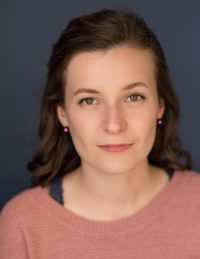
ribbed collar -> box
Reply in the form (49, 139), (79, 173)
(29, 170), (190, 237)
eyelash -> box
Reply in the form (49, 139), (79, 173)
(78, 94), (145, 106)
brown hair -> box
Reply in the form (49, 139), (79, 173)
(27, 9), (192, 187)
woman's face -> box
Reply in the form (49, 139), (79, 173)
(57, 46), (164, 175)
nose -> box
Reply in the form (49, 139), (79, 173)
(102, 105), (127, 134)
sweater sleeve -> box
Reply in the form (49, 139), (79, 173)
(0, 203), (28, 259)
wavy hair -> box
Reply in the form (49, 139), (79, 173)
(27, 9), (192, 187)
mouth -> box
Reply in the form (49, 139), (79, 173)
(98, 144), (133, 153)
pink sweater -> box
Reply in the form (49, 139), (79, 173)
(1, 170), (200, 258)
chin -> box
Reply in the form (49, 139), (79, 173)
(98, 162), (138, 175)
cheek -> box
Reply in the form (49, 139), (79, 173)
(129, 105), (158, 147)
(70, 111), (97, 133)
(66, 108), (97, 149)
(140, 114), (158, 153)
(68, 103), (101, 129)
(128, 103), (157, 128)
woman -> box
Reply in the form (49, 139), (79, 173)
(1, 9), (200, 258)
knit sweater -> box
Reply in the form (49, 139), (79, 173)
(1, 170), (200, 259)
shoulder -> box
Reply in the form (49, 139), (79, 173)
(175, 169), (200, 190)
(0, 187), (44, 256)
(161, 169), (200, 214)
(173, 170), (200, 209)
(175, 169), (200, 180)
(0, 186), (51, 242)
(178, 169), (200, 184)
(0, 187), (44, 225)
(171, 170), (200, 226)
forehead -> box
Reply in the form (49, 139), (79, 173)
(64, 46), (156, 90)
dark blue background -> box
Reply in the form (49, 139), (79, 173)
(0, 0), (200, 209)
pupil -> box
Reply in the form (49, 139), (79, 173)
(87, 98), (93, 104)
(131, 95), (137, 101)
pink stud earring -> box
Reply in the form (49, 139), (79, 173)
(64, 127), (69, 133)
(157, 119), (162, 125)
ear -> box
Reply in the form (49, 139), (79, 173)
(157, 98), (165, 119)
(56, 105), (69, 127)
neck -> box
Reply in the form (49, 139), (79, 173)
(65, 162), (166, 220)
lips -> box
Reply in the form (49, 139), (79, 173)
(98, 144), (133, 152)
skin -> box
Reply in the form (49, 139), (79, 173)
(56, 45), (167, 221)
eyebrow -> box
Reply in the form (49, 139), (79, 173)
(73, 82), (148, 96)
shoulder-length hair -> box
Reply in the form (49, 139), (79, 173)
(27, 9), (192, 187)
